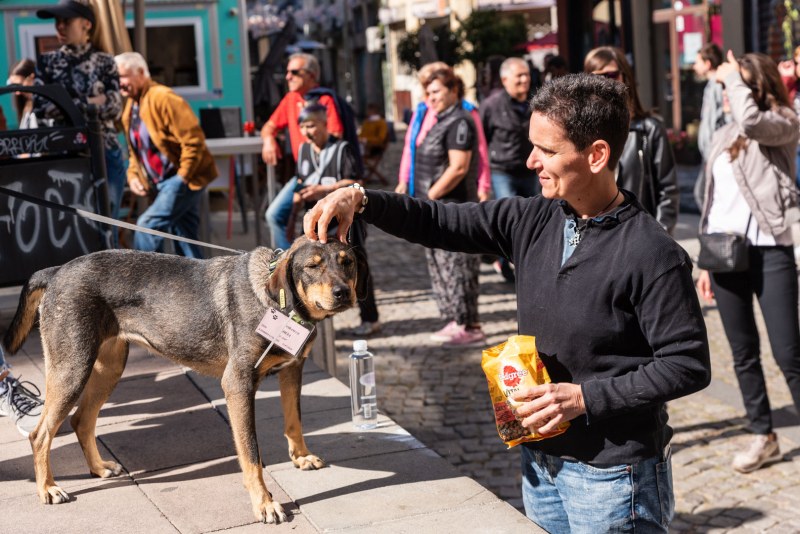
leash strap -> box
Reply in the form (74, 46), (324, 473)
(0, 185), (246, 255)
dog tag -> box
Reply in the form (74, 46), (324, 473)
(256, 307), (313, 357)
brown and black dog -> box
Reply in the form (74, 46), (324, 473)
(2, 237), (366, 524)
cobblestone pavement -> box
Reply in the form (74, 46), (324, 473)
(327, 141), (800, 532)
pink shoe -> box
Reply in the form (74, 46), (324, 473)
(430, 320), (459, 341)
(442, 326), (487, 348)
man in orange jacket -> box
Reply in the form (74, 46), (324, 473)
(115, 52), (217, 258)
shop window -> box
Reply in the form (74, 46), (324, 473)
(125, 17), (208, 95)
(17, 23), (62, 59)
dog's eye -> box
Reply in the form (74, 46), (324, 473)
(341, 258), (353, 267)
(305, 263), (319, 269)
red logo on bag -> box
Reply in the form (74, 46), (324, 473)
(502, 365), (527, 387)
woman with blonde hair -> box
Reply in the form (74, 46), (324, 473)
(584, 46), (679, 234)
(697, 51), (800, 473)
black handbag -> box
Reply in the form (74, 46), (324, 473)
(697, 216), (751, 273)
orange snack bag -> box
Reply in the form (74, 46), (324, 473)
(481, 335), (570, 448)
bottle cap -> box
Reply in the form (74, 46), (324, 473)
(353, 339), (368, 352)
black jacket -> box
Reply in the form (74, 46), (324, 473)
(480, 90), (533, 176)
(361, 190), (710, 465)
(414, 104), (478, 202)
(616, 116), (679, 233)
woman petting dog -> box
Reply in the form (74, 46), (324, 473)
(305, 73), (711, 533)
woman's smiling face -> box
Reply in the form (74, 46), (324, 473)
(527, 112), (593, 203)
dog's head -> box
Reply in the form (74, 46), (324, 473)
(265, 237), (369, 322)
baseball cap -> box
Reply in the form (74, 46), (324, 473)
(37, 0), (96, 26)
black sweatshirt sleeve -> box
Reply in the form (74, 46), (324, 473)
(581, 260), (711, 421)
(360, 190), (540, 261)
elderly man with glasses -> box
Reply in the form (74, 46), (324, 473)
(260, 53), (343, 166)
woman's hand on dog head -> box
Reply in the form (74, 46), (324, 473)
(304, 187), (361, 243)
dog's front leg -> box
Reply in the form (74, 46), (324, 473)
(278, 360), (326, 470)
(221, 372), (287, 524)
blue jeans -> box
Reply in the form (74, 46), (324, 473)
(105, 146), (127, 220)
(491, 170), (539, 199)
(105, 146), (127, 247)
(795, 145), (800, 189)
(265, 178), (301, 251)
(521, 447), (674, 533)
(134, 176), (203, 258)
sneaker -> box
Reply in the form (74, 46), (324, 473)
(442, 325), (487, 348)
(430, 320), (459, 342)
(0, 376), (44, 438)
(732, 433), (782, 473)
(350, 321), (381, 336)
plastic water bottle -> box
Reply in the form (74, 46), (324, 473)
(349, 339), (378, 429)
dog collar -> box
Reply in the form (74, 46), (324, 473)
(266, 249), (288, 309)
(289, 309), (314, 327)
(267, 248), (286, 275)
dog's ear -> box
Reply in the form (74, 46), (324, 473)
(265, 250), (297, 312)
(353, 247), (371, 302)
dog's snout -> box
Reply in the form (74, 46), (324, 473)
(332, 284), (350, 302)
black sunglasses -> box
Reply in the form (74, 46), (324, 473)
(286, 68), (306, 77)
(594, 70), (621, 80)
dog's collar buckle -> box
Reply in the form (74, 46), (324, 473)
(267, 249), (286, 278)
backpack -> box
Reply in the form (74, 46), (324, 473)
(304, 87), (364, 179)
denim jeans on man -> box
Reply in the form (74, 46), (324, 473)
(265, 178), (302, 251)
(490, 170), (538, 281)
(134, 175), (203, 258)
(105, 146), (127, 220)
(521, 447), (674, 533)
(105, 146), (128, 247)
(491, 170), (539, 199)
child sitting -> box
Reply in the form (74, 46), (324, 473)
(265, 104), (381, 335)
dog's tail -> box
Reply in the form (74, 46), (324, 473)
(3, 266), (59, 354)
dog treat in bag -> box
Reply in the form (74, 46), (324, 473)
(481, 335), (569, 448)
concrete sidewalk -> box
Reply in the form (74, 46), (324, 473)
(0, 323), (536, 533)
(4, 149), (800, 532)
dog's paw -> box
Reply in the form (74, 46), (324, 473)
(40, 485), (70, 504)
(255, 500), (288, 524)
(293, 454), (326, 471)
(91, 461), (123, 478)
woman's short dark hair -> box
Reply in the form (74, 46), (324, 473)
(532, 74), (630, 169)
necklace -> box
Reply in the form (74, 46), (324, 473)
(568, 189), (621, 247)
